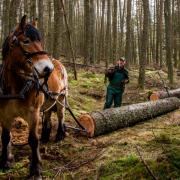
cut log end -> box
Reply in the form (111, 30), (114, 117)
(79, 114), (95, 137)
(149, 92), (160, 101)
(149, 88), (180, 100)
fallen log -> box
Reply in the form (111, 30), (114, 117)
(149, 88), (180, 101)
(79, 97), (180, 137)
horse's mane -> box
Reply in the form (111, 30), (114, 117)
(2, 37), (9, 60)
(2, 24), (42, 60)
(25, 24), (42, 42)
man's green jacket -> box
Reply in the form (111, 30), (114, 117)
(105, 66), (129, 90)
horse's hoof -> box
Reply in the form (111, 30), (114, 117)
(40, 138), (49, 144)
(0, 160), (11, 170)
(40, 134), (50, 144)
(27, 175), (42, 180)
(29, 163), (42, 180)
(55, 133), (66, 142)
(41, 132), (50, 144)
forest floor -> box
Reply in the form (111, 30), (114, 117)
(0, 66), (180, 180)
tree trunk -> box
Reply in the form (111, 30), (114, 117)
(38, 0), (44, 42)
(178, 0), (180, 70)
(2, 0), (10, 39)
(24, 0), (29, 16)
(159, 0), (163, 67)
(9, 0), (22, 31)
(112, 0), (117, 63)
(155, 0), (160, 66)
(119, 0), (126, 57)
(89, 0), (96, 64)
(97, 0), (105, 64)
(60, 0), (77, 80)
(105, 0), (111, 68)
(138, 0), (149, 89)
(79, 97), (180, 137)
(149, 88), (180, 100)
(84, 0), (90, 64)
(47, 0), (53, 53)
(164, 0), (173, 84)
(30, 0), (36, 21)
(125, 0), (132, 65)
(53, 0), (63, 59)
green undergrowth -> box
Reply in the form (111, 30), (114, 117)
(96, 151), (180, 180)
(74, 128), (180, 180)
(67, 70), (105, 116)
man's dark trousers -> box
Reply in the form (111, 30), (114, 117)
(104, 85), (123, 109)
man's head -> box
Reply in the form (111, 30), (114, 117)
(116, 57), (126, 67)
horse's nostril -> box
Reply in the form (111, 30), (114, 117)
(44, 66), (52, 76)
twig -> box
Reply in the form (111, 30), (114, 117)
(52, 157), (78, 179)
(52, 149), (105, 179)
(135, 145), (158, 180)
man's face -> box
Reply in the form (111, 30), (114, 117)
(116, 60), (126, 67)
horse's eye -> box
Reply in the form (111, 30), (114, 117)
(23, 39), (30, 44)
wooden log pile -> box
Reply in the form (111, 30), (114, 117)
(79, 97), (180, 137)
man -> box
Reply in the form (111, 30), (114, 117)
(104, 57), (129, 109)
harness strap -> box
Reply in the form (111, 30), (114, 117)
(19, 44), (48, 63)
(41, 85), (86, 131)
(0, 80), (33, 100)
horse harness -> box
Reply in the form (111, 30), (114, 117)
(0, 28), (50, 100)
(0, 28), (87, 134)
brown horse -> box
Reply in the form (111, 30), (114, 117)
(0, 16), (54, 179)
(41, 58), (68, 143)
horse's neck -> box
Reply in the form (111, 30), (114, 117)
(3, 70), (23, 94)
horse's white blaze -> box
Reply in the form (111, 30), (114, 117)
(34, 59), (54, 76)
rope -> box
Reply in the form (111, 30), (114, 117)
(43, 101), (57, 113)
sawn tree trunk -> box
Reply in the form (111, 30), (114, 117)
(150, 88), (180, 100)
(79, 97), (180, 137)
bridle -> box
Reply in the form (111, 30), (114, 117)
(0, 27), (51, 100)
(11, 28), (48, 67)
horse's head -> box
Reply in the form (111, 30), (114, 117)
(2, 15), (54, 80)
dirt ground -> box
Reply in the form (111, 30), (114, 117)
(0, 68), (180, 179)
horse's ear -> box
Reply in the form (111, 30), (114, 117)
(20, 15), (27, 31)
(32, 18), (38, 28)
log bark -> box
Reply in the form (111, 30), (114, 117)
(150, 88), (180, 101)
(79, 97), (180, 137)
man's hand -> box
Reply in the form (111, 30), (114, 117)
(121, 79), (129, 84)
(105, 67), (115, 77)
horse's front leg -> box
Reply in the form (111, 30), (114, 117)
(55, 96), (66, 142)
(28, 111), (42, 180)
(0, 127), (13, 169)
(41, 110), (52, 143)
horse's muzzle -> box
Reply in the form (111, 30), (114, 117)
(43, 66), (53, 77)
(34, 59), (54, 78)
